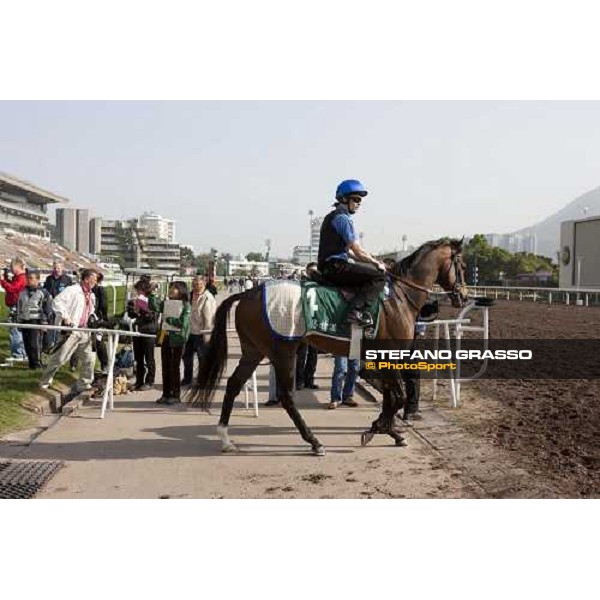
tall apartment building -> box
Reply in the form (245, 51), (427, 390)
(292, 215), (324, 266)
(139, 211), (175, 243)
(89, 217), (102, 255)
(56, 207), (92, 254)
(484, 232), (537, 254)
(76, 208), (90, 254)
(56, 208), (77, 250)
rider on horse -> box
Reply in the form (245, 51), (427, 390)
(318, 179), (387, 327)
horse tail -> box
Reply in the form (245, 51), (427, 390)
(191, 291), (247, 410)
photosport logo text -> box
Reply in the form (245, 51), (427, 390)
(363, 348), (532, 373)
(360, 340), (600, 380)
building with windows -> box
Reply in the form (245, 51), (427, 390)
(0, 171), (69, 238)
(99, 217), (181, 272)
(309, 215), (323, 262)
(292, 245), (311, 265)
(139, 211), (175, 243)
(227, 257), (269, 277)
(292, 215), (323, 266)
(484, 232), (537, 254)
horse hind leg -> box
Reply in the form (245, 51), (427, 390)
(217, 350), (263, 453)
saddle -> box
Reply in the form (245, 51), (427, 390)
(262, 280), (383, 342)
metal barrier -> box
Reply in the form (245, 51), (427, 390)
(469, 285), (600, 306)
(0, 321), (154, 419)
(424, 301), (490, 408)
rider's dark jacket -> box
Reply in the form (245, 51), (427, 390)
(317, 204), (357, 270)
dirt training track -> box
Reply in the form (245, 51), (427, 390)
(437, 300), (599, 497)
(1, 298), (597, 498)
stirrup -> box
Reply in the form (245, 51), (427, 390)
(346, 310), (373, 328)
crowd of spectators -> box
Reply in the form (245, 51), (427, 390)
(2, 260), (421, 419)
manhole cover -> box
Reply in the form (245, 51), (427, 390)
(0, 460), (64, 499)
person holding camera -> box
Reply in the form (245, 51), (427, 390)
(1, 257), (28, 360)
(39, 269), (98, 392)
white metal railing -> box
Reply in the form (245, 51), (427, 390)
(0, 321), (154, 419)
(0, 320), (259, 419)
(423, 302), (489, 408)
(469, 285), (600, 306)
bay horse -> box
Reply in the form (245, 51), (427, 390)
(191, 238), (468, 456)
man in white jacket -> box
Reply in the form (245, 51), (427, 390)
(40, 269), (98, 391)
(181, 276), (216, 386)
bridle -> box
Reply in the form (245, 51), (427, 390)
(386, 248), (466, 308)
(437, 250), (466, 303)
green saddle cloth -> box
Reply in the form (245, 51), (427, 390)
(301, 281), (382, 340)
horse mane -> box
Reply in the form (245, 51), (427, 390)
(394, 237), (461, 276)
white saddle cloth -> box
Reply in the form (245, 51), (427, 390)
(263, 280), (306, 340)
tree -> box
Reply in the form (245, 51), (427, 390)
(180, 247), (195, 271)
(246, 252), (265, 262)
(193, 253), (211, 275)
(463, 235), (558, 285)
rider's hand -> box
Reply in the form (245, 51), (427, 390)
(375, 261), (386, 272)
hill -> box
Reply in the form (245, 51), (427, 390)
(515, 186), (600, 258)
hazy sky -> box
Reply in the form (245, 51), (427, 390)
(1, 101), (600, 257)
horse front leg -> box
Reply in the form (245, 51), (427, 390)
(361, 379), (407, 447)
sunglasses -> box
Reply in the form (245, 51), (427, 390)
(346, 196), (363, 204)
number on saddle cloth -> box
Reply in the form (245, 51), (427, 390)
(301, 281), (381, 340)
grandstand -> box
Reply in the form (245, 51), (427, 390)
(0, 232), (105, 275)
(0, 171), (68, 238)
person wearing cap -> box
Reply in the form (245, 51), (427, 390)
(317, 179), (386, 327)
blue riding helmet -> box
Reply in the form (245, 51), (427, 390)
(335, 179), (368, 200)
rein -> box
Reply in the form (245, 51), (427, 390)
(386, 271), (452, 296)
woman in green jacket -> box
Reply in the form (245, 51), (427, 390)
(157, 281), (191, 405)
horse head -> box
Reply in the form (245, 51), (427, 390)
(395, 237), (469, 308)
(436, 237), (469, 308)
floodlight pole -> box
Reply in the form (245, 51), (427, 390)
(308, 210), (314, 263)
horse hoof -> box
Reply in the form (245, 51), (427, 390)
(222, 443), (239, 453)
(395, 438), (407, 447)
(312, 445), (326, 457)
(361, 431), (375, 447)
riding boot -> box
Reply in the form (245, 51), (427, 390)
(346, 293), (373, 327)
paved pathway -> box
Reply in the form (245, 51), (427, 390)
(0, 331), (482, 498)
(2, 331), (564, 498)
